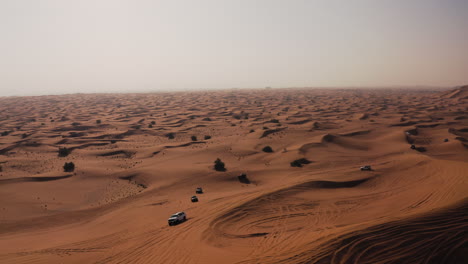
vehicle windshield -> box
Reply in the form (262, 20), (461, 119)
(170, 214), (178, 218)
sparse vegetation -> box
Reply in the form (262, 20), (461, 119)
(191, 135), (197, 141)
(96, 119), (101, 124)
(58, 147), (71, 157)
(290, 158), (311, 167)
(63, 162), (75, 172)
(238, 173), (250, 184)
(166, 132), (175, 139)
(214, 158), (226, 171)
(262, 146), (273, 153)
(148, 124), (153, 128)
(1, 131), (11, 136)
(151, 121), (156, 125)
(249, 129), (255, 133)
(110, 140), (117, 144)
(204, 135), (211, 140)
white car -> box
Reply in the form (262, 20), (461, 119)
(360, 165), (372, 171)
(168, 212), (186, 226)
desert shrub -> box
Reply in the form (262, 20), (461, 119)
(1, 131), (11, 136)
(148, 124), (153, 128)
(58, 147), (70, 157)
(96, 120), (101, 124)
(166, 133), (175, 139)
(191, 135), (197, 141)
(110, 140), (117, 144)
(249, 129), (255, 133)
(21, 133), (29, 139)
(262, 146), (273, 153)
(41, 123), (45, 126)
(238, 173), (250, 184)
(214, 158), (226, 171)
(204, 135), (211, 140)
(151, 121), (156, 125)
(290, 158), (311, 167)
(270, 119), (279, 123)
(202, 117), (212, 121)
(231, 123), (236, 126)
(263, 126), (269, 130)
(0, 165), (2, 172)
(63, 162), (75, 172)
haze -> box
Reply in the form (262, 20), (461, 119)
(0, 0), (467, 97)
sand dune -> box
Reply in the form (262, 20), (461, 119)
(0, 87), (467, 263)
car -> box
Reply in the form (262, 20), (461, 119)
(168, 212), (186, 226)
(360, 165), (372, 171)
(191, 196), (198, 202)
(196, 187), (203, 194)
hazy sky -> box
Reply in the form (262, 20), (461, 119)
(1, 0), (467, 96)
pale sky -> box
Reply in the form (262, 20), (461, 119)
(0, 0), (467, 96)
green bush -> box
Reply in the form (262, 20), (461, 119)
(262, 146), (273, 153)
(58, 147), (70, 157)
(214, 158), (226, 171)
(63, 162), (75, 172)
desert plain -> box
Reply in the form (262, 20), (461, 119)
(0, 86), (467, 264)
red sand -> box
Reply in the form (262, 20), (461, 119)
(0, 87), (467, 263)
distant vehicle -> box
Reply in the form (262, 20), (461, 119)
(196, 187), (203, 194)
(191, 196), (198, 202)
(360, 165), (372, 171)
(168, 212), (186, 226)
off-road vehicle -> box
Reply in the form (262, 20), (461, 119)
(168, 212), (186, 226)
(360, 165), (372, 171)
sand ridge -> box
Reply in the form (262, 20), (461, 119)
(0, 87), (467, 263)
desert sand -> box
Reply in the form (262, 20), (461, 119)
(0, 86), (467, 263)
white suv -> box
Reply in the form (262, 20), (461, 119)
(168, 212), (186, 226)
